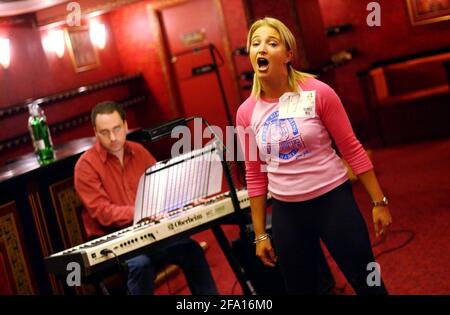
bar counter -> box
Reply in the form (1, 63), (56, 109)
(0, 137), (96, 294)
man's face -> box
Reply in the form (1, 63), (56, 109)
(94, 111), (128, 154)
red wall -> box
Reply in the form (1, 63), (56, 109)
(220, 0), (253, 100)
(109, 0), (178, 127)
(0, 14), (125, 164)
(4, 0), (448, 165)
(220, 0), (249, 50)
(0, 15), (123, 110)
(109, 0), (252, 125)
(294, 0), (330, 69)
(318, 0), (450, 137)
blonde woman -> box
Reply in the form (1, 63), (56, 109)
(236, 17), (392, 294)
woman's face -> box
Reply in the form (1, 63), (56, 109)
(249, 25), (292, 82)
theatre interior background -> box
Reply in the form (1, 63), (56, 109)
(0, 0), (449, 295)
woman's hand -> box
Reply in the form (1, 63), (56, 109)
(372, 206), (392, 238)
(255, 238), (277, 267)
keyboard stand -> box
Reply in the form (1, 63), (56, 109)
(138, 117), (256, 295)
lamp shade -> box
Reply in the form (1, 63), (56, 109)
(89, 22), (106, 50)
(0, 37), (10, 69)
(43, 30), (65, 58)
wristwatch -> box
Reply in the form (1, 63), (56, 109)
(372, 196), (388, 207)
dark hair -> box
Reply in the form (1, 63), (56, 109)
(91, 101), (126, 127)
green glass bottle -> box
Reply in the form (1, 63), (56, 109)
(28, 102), (55, 165)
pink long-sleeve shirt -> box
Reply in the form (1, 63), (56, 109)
(236, 77), (373, 202)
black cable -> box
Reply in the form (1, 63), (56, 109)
(100, 249), (132, 295)
(371, 232), (387, 248)
(374, 229), (415, 259)
(210, 44), (225, 67)
(231, 228), (415, 295)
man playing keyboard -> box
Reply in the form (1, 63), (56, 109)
(74, 101), (218, 295)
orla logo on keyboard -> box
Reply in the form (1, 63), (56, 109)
(168, 214), (203, 230)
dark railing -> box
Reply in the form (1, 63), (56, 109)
(0, 73), (143, 119)
(0, 74), (147, 154)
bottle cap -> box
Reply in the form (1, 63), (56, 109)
(28, 102), (40, 117)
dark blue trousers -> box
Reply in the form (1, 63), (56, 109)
(126, 237), (218, 295)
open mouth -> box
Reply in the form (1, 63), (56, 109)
(257, 57), (269, 71)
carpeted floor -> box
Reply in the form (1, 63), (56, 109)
(155, 138), (450, 295)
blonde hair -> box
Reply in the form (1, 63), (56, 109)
(246, 17), (314, 99)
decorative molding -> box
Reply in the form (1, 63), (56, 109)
(49, 177), (85, 250)
(37, 0), (144, 28)
(406, 0), (450, 26)
(49, 177), (98, 295)
(146, 3), (182, 118)
(28, 194), (52, 260)
(28, 192), (64, 294)
(0, 202), (35, 294)
(65, 26), (100, 73)
(0, 73), (143, 120)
